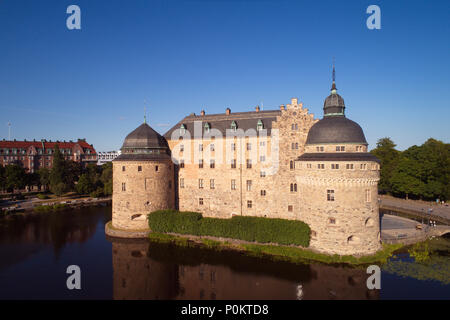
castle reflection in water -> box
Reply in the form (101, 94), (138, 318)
(110, 239), (379, 300)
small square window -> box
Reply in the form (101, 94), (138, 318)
(199, 198), (204, 205)
(247, 200), (252, 209)
(138, 166), (142, 171)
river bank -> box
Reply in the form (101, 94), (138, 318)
(105, 221), (402, 266)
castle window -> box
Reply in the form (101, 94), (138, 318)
(199, 159), (204, 169)
(261, 190), (266, 196)
(260, 141), (266, 146)
(210, 160), (215, 168)
(247, 200), (252, 209)
(246, 159), (252, 169)
(231, 159), (237, 169)
(199, 144), (203, 152)
(204, 122), (210, 133)
(360, 163), (367, 170)
(155, 165), (159, 171)
(231, 143), (236, 151)
(210, 179), (215, 189)
(329, 218), (336, 224)
(260, 155), (265, 162)
(180, 159), (185, 168)
(260, 171), (266, 178)
(138, 166), (142, 172)
(121, 183), (126, 191)
(365, 189), (371, 202)
(288, 205), (293, 212)
(180, 178), (184, 188)
(257, 120), (264, 131)
(246, 180), (252, 191)
(327, 190), (335, 201)
(199, 198), (204, 205)
(247, 143), (251, 151)
(336, 146), (345, 152)
(290, 183), (297, 192)
(316, 146), (324, 152)
(307, 163), (312, 169)
(290, 160), (294, 170)
(331, 163), (339, 169)
(180, 144), (184, 152)
(231, 179), (236, 190)
(346, 164), (354, 170)
(122, 166), (126, 171)
(231, 121), (237, 132)
(210, 144), (215, 151)
(198, 179), (204, 189)
(180, 124), (186, 135)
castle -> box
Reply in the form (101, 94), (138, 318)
(110, 69), (382, 256)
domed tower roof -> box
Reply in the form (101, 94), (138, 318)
(115, 121), (170, 161)
(306, 116), (367, 145)
(305, 64), (367, 145)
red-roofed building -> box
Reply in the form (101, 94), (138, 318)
(0, 138), (97, 173)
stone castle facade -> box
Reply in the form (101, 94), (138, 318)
(111, 71), (382, 256)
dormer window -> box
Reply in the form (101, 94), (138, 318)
(257, 120), (264, 131)
(180, 124), (186, 135)
(231, 121), (237, 132)
(204, 122), (210, 133)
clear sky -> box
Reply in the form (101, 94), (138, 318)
(0, 0), (449, 151)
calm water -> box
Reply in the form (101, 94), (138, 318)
(0, 206), (448, 300)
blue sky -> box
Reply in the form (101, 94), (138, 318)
(0, 0), (449, 151)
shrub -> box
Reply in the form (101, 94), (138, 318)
(148, 210), (310, 247)
(37, 193), (49, 200)
(90, 187), (104, 198)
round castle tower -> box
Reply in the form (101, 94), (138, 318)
(111, 120), (175, 231)
(296, 67), (382, 256)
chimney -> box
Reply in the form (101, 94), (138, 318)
(226, 108), (231, 115)
(200, 110), (205, 116)
(255, 106), (260, 112)
(291, 98), (298, 105)
(280, 105), (285, 111)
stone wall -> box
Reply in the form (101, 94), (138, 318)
(296, 159), (381, 256)
(112, 159), (175, 230)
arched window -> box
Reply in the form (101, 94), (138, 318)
(231, 121), (237, 132)
(257, 119), (263, 131)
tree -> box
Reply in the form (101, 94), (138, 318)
(0, 166), (6, 192)
(76, 173), (95, 195)
(100, 162), (112, 195)
(49, 145), (68, 196)
(37, 168), (50, 191)
(370, 137), (400, 194)
(5, 164), (27, 193)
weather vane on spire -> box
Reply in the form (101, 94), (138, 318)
(144, 100), (148, 124)
(331, 57), (337, 93)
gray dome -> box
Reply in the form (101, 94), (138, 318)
(115, 123), (170, 161)
(121, 123), (169, 149)
(306, 116), (367, 145)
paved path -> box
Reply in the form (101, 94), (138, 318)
(381, 214), (450, 244)
(380, 195), (450, 223)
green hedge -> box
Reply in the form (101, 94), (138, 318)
(148, 210), (310, 247)
(34, 203), (68, 213)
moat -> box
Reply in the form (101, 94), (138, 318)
(0, 206), (448, 299)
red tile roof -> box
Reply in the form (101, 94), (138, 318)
(0, 140), (96, 154)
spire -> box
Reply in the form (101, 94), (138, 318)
(144, 101), (147, 124)
(331, 57), (337, 94)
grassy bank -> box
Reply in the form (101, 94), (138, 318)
(33, 203), (69, 213)
(148, 232), (403, 266)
